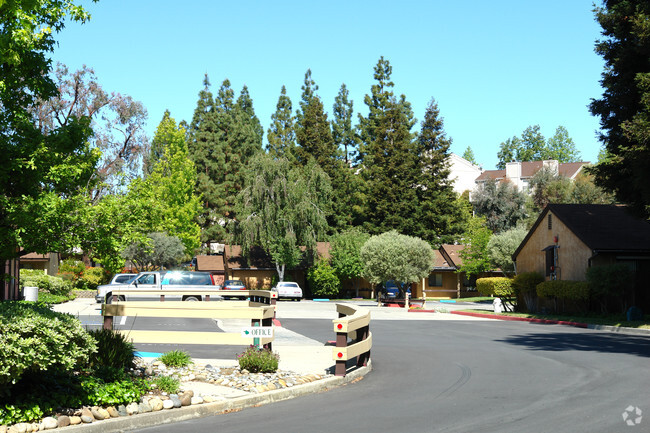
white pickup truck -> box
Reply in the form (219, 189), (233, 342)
(95, 270), (218, 303)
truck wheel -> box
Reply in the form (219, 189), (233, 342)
(183, 296), (200, 302)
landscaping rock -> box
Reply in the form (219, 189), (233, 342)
(190, 396), (204, 405)
(126, 402), (139, 416)
(149, 397), (164, 411)
(41, 417), (57, 430)
(69, 416), (81, 426)
(169, 394), (182, 408)
(138, 402), (152, 413)
(163, 399), (175, 410)
(56, 415), (70, 428)
(90, 407), (105, 420)
(106, 406), (120, 418)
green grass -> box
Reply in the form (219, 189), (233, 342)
(459, 309), (650, 329)
(426, 296), (495, 303)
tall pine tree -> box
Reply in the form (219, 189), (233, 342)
(187, 75), (227, 248)
(267, 85), (297, 162)
(415, 98), (467, 244)
(332, 83), (356, 165)
(358, 58), (419, 236)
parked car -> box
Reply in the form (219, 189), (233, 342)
(109, 273), (137, 285)
(96, 270), (218, 303)
(381, 280), (411, 300)
(221, 279), (247, 299)
(272, 281), (303, 301)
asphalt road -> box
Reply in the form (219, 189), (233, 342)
(132, 315), (650, 433)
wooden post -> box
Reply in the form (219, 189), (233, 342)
(335, 331), (348, 376)
(160, 294), (165, 302)
(357, 325), (369, 367)
(103, 314), (113, 330)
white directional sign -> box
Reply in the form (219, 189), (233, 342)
(241, 327), (273, 338)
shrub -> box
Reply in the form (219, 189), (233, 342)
(512, 272), (544, 312)
(158, 350), (192, 368)
(86, 328), (139, 371)
(0, 302), (96, 389)
(237, 345), (279, 373)
(536, 280), (589, 314)
(58, 258), (86, 278)
(76, 267), (109, 291)
(476, 277), (513, 297)
(150, 375), (180, 394)
(307, 260), (340, 298)
(476, 277), (514, 311)
(586, 263), (634, 313)
(536, 280), (589, 301)
(20, 270), (72, 297)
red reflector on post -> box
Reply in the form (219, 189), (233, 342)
(337, 352), (343, 358)
(337, 324), (343, 330)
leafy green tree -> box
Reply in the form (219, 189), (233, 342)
(496, 125), (581, 169)
(487, 225), (528, 276)
(307, 260), (340, 298)
(233, 154), (331, 281)
(414, 98), (468, 244)
(0, 0), (99, 266)
(330, 227), (370, 297)
(472, 179), (527, 233)
(547, 126), (581, 163)
(360, 231), (434, 298)
(589, 0), (650, 217)
(332, 83), (356, 165)
(458, 216), (493, 278)
(462, 146), (478, 165)
(127, 113), (201, 254)
(267, 85), (297, 162)
(121, 232), (185, 271)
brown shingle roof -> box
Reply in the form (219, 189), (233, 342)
(439, 244), (465, 268)
(195, 255), (225, 272)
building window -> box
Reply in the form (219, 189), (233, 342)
(428, 273), (442, 287)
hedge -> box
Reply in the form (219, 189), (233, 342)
(536, 280), (589, 301)
(476, 277), (514, 297)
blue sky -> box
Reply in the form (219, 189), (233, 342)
(52, 0), (605, 170)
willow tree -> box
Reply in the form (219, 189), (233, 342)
(233, 154), (331, 281)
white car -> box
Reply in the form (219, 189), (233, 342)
(273, 281), (303, 301)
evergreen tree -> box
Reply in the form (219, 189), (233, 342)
(187, 75), (227, 247)
(357, 57), (419, 236)
(267, 85), (297, 162)
(462, 146), (478, 165)
(332, 83), (356, 165)
(497, 125), (581, 169)
(144, 110), (172, 175)
(415, 98), (468, 244)
(547, 126), (581, 163)
(589, 0), (650, 216)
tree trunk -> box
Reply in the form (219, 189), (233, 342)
(276, 263), (285, 282)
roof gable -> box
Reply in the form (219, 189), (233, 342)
(513, 204), (650, 260)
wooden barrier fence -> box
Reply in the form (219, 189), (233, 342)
(332, 303), (372, 377)
(102, 290), (276, 349)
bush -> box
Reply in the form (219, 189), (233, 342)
(0, 302), (96, 389)
(86, 328), (139, 371)
(476, 277), (513, 297)
(512, 272), (544, 312)
(0, 369), (148, 425)
(237, 345), (279, 373)
(586, 263), (634, 313)
(158, 350), (192, 368)
(150, 375), (180, 394)
(20, 270), (72, 297)
(307, 260), (340, 298)
(536, 280), (589, 301)
(76, 267), (109, 291)
(58, 258), (86, 278)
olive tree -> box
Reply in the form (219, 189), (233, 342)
(360, 231), (434, 299)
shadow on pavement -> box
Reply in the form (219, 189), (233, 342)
(496, 330), (650, 358)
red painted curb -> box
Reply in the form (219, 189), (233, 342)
(451, 310), (588, 328)
(408, 309), (436, 313)
(273, 319), (282, 327)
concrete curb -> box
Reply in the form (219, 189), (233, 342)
(61, 363), (371, 432)
(452, 310), (650, 335)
